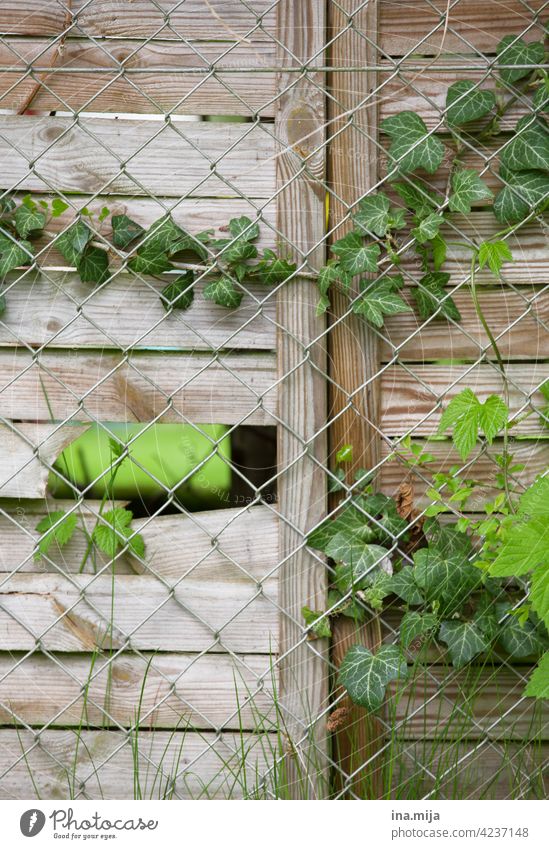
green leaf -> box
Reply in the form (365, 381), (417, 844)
(393, 178), (439, 217)
(411, 212), (444, 244)
(255, 249), (296, 285)
(449, 169), (493, 214)
(414, 548), (481, 614)
(328, 539), (389, 590)
(400, 611), (438, 649)
(496, 36), (545, 84)
(445, 80), (496, 126)
(438, 389), (507, 460)
(478, 240), (513, 276)
(412, 271), (461, 322)
(438, 621), (488, 667)
(302, 606), (331, 639)
(531, 564), (549, 631)
(331, 231), (381, 276)
(362, 571), (395, 611)
(76, 245), (110, 284)
(524, 651), (549, 698)
(352, 281), (411, 327)
(141, 216), (186, 255)
(500, 116), (549, 173)
(390, 566), (424, 606)
(490, 517), (549, 577)
(111, 214), (145, 249)
(0, 293), (5, 317)
(477, 395), (508, 442)
(221, 238), (258, 264)
(35, 510), (77, 561)
(381, 111), (445, 175)
(307, 502), (376, 552)
(533, 77), (549, 112)
(0, 233), (32, 275)
(339, 644), (408, 711)
(496, 603), (547, 658)
(228, 215), (259, 242)
(518, 476), (549, 518)
(0, 194), (16, 213)
(336, 444), (353, 464)
(56, 221), (92, 265)
(92, 508), (144, 559)
(14, 204), (46, 238)
(431, 234), (447, 270)
(128, 246), (173, 275)
(51, 198), (69, 217)
(203, 276), (243, 309)
(493, 169), (549, 224)
(317, 262), (342, 296)
(161, 271), (194, 311)
(353, 193), (392, 237)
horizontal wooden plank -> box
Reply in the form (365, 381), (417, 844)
(0, 652), (275, 730)
(0, 729), (274, 799)
(391, 741), (548, 799)
(0, 350), (277, 425)
(0, 1), (276, 39)
(380, 364), (549, 436)
(0, 38), (277, 116)
(0, 116), (275, 198)
(0, 571), (278, 653)
(379, 0), (547, 56)
(0, 504), (278, 578)
(382, 284), (549, 362)
(2, 271), (277, 351)
(390, 666), (549, 740)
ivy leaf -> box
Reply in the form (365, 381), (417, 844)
(493, 170), (549, 224)
(431, 233), (447, 270)
(34, 510), (77, 561)
(0, 233), (32, 275)
(449, 169), (493, 214)
(161, 271), (194, 311)
(411, 212), (444, 244)
(128, 247), (172, 275)
(381, 111), (445, 175)
(352, 281), (411, 327)
(329, 539), (390, 591)
(500, 116), (549, 173)
(331, 231), (381, 275)
(414, 548), (482, 614)
(56, 221), (92, 265)
(14, 204), (46, 238)
(495, 602), (547, 657)
(353, 193), (392, 237)
(496, 36), (545, 84)
(339, 644), (408, 711)
(390, 566), (424, 606)
(478, 240), (513, 276)
(302, 606), (331, 639)
(400, 611), (438, 649)
(51, 197), (69, 217)
(228, 215), (260, 242)
(255, 249), (296, 285)
(111, 214), (145, 249)
(307, 502), (376, 552)
(141, 216), (186, 255)
(76, 245), (110, 285)
(220, 238), (258, 264)
(412, 271), (461, 322)
(438, 621), (488, 667)
(393, 178), (439, 217)
(524, 651), (549, 698)
(203, 276), (243, 309)
(445, 80), (496, 126)
(93, 508), (144, 559)
(318, 262), (342, 296)
(362, 571), (395, 611)
(533, 77), (549, 112)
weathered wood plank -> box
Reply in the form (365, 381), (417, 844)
(0, 571), (278, 653)
(0, 652), (275, 730)
(380, 364), (549, 436)
(0, 116), (275, 198)
(0, 39), (277, 116)
(276, 0), (329, 797)
(0, 504), (278, 578)
(2, 271), (276, 351)
(382, 285), (549, 361)
(0, 1), (277, 39)
(0, 729), (274, 800)
(379, 0), (546, 56)
(0, 349), (277, 425)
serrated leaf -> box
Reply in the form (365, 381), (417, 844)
(496, 36), (545, 84)
(353, 193), (392, 237)
(111, 214), (145, 249)
(496, 602), (547, 657)
(518, 476), (549, 518)
(35, 510), (77, 560)
(478, 240), (513, 276)
(500, 116), (549, 173)
(531, 564), (549, 630)
(92, 508), (144, 559)
(14, 204), (46, 238)
(412, 212), (444, 244)
(478, 395), (508, 442)
(331, 231), (381, 275)
(446, 80), (496, 126)
(302, 606), (331, 639)
(352, 281), (411, 327)
(0, 233), (32, 275)
(400, 611), (438, 649)
(524, 651), (549, 698)
(161, 271), (194, 311)
(76, 245), (110, 284)
(412, 271), (461, 322)
(203, 276), (243, 309)
(339, 644), (408, 711)
(490, 517), (549, 577)
(449, 169), (493, 214)
(381, 111), (445, 175)
(438, 621), (488, 667)
(228, 215), (259, 241)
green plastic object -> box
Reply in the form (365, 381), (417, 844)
(50, 423), (231, 509)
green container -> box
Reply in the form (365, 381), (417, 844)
(50, 423), (232, 509)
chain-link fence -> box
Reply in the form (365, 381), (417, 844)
(0, 0), (547, 801)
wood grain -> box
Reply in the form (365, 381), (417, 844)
(0, 349), (277, 425)
(276, 0), (329, 798)
(0, 728), (275, 799)
(0, 116), (275, 198)
(0, 38), (277, 116)
(0, 423), (88, 498)
(0, 651), (275, 730)
(0, 571), (278, 653)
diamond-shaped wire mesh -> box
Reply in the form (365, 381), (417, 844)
(0, 0), (547, 800)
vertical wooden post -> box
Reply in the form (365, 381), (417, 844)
(276, 1), (328, 798)
(327, 0), (385, 797)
